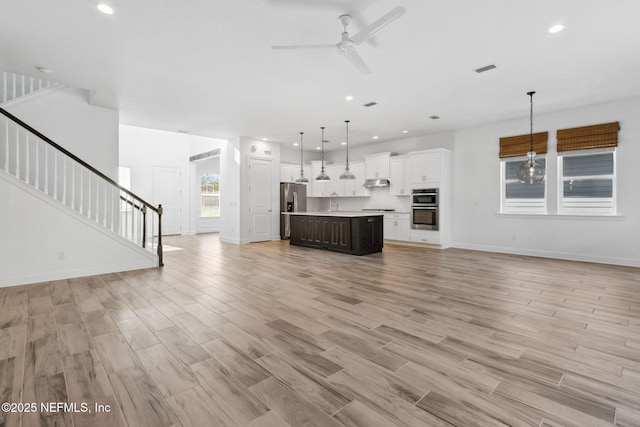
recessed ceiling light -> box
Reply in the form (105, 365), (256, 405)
(373, 136), (379, 139)
(430, 116), (440, 120)
(345, 95), (354, 101)
(549, 24), (565, 34)
(97, 4), (114, 14)
(402, 130), (409, 134)
(316, 147), (321, 150)
(261, 138), (268, 141)
(341, 142), (347, 145)
(293, 143), (298, 146)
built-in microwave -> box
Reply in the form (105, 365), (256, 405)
(412, 188), (438, 206)
(411, 207), (438, 230)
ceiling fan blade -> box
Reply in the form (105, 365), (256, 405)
(343, 49), (371, 74)
(271, 44), (335, 50)
(350, 5), (406, 45)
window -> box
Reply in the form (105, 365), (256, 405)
(558, 150), (615, 214)
(556, 121), (619, 215)
(501, 157), (546, 213)
(499, 131), (548, 214)
(200, 173), (220, 217)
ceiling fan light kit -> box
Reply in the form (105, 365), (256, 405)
(517, 91), (545, 184)
(271, 5), (405, 74)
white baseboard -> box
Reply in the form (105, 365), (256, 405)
(452, 241), (640, 268)
(0, 259), (156, 288)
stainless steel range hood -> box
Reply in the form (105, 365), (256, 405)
(362, 178), (390, 187)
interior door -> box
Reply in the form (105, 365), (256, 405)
(248, 157), (273, 242)
(152, 166), (181, 235)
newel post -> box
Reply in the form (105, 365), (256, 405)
(157, 204), (164, 267)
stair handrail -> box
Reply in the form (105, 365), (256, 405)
(0, 106), (164, 266)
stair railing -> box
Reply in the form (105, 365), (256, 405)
(1, 71), (58, 105)
(0, 107), (163, 266)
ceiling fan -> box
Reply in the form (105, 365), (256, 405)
(271, 5), (406, 74)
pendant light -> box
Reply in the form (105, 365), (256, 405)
(315, 126), (330, 180)
(295, 132), (308, 182)
(517, 91), (545, 184)
(339, 120), (356, 180)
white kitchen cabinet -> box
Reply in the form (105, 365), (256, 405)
(310, 161), (328, 197)
(325, 164), (344, 196)
(280, 163), (310, 184)
(309, 162), (369, 197)
(343, 163), (369, 197)
(364, 152), (391, 180)
(383, 213), (410, 241)
(409, 150), (441, 186)
(389, 156), (410, 196)
(410, 230), (441, 245)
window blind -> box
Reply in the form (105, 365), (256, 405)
(556, 122), (620, 152)
(499, 132), (548, 158)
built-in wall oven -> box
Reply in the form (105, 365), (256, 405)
(411, 188), (439, 230)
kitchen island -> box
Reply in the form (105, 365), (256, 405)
(284, 212), (383, 255)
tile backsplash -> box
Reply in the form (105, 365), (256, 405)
(316, 187), (412, 213)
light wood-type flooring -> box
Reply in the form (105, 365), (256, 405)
(1, 234), (640, 427)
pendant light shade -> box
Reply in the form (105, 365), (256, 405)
(517, 91), (545, 184)
(295, 131), (308, 182)
(339, 120), (356, 180)
(315, 126), (330, 181)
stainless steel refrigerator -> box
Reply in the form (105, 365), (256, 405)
(280, 182), (307, 239)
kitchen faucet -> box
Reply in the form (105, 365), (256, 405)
(329, 192), (340, 212)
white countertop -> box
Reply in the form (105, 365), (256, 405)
(282, 211), (384, 217)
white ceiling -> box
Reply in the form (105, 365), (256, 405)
(2, 0), (640, 151)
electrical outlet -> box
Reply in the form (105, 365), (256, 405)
(57, 251), (65, 260)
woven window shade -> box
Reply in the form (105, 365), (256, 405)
(499, 132), (548, 158)
(557, 122), (620, 152)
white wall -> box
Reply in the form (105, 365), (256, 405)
(0, 173), (156, 287)
(6, 86), (119, 180)
(451, 97), (640, 267)
(219, 137), (241, 243)
(119, 125), (223, 236)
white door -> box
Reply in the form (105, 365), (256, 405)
(248, 157), (273, 242)
(152, 166), (181, 235)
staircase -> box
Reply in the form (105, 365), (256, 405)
(1, 70), (60, 105)
(0, 106), (164, 272)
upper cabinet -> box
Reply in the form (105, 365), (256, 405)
(280, 163), (310, 183)
(389, 156), (410, 196)
(308, 161), (369, 197)
(408, 150), (442, 186)
(364, 152), (391, 180)
(343, 163), (369, 197)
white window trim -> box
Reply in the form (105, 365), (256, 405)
(500, 155), (547, 214)
(557, 148), (616, 216)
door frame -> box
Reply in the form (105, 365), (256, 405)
(247, 156), (274, 243)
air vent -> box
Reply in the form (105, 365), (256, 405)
(475, 64), (497, 73)
(363, 101), (377, 107)
(430, 116), (440, 120)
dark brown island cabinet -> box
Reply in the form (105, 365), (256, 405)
(288, 213), (384, 255)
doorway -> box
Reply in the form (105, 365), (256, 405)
(248, 157), (273, 242)
(152, 166), (181, 235)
